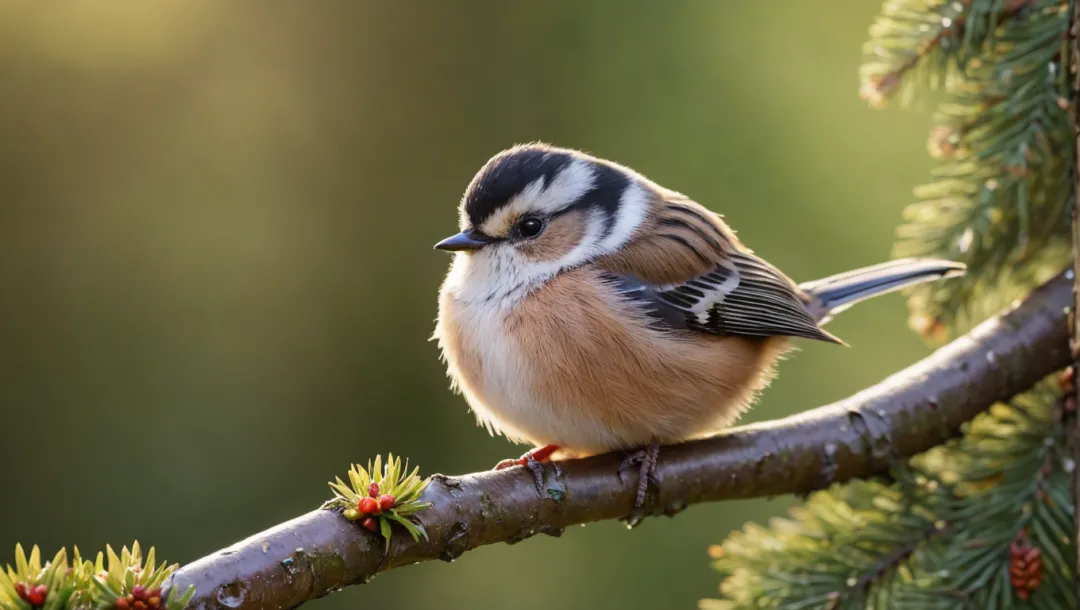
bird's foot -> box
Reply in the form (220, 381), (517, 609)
(494, 444), (561, 496)
(618, 442), (661, 526)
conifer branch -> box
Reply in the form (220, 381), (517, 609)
(851, 524), (946, 592)
(860, 0), (1033, 107)
(163, 273), (1072, 610)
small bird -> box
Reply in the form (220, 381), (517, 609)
(432, 143), (964, 511)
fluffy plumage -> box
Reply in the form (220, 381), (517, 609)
(434, 142), (964, 469)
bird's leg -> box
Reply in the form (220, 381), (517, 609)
(494, 444), (561, 495)
(618, 441), (661, 512)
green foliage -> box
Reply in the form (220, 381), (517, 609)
(704, 381), (1076, 609)
(0, 543), (193, 610)
(869, 0), (1073, 338)
(705, 0), (1078, 606)
(324, 453), (433, 552)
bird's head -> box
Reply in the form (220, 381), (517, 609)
(435, 143), (653, 295)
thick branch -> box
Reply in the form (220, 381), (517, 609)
(167, 273), (1071, 610)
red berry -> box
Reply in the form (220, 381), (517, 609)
(28, 588), (46, 607)
(359, 497), (379, 514)
(379, 494), (395, 511)
(148, 596), (161, 609)
(368, 482), (380, 498)
(116, 597), (131, 610)
(132, 585), (148, 601)
(134, 601), (147, 610)
(361, 517), (379, 532)
(14, 582), (28, 601)
(150, 589), (161, 600)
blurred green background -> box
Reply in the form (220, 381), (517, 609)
(0, 2), (937, 609)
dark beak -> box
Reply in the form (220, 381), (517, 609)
(434, 230), (493, 252)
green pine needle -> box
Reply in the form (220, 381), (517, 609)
(877, 0), (1074, 339)
(704, 380), (1076, 609)
(324, 453), (433, 550)
(0, 543), (192, 610)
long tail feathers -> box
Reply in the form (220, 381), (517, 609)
(799, 257), (966, 324)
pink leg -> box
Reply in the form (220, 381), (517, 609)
(493, 445), (561, 496)
(493, 444), (560, 470)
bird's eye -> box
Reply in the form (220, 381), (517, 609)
(517, 217), (545, 238)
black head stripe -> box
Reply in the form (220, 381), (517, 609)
(463, 144), (574, 227)
(567, 161), (629, 240)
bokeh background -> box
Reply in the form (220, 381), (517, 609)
(0, 2), (939, 609)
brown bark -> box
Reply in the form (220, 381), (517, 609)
(166, 273), (1072, 610)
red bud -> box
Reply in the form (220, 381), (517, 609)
(359, 497), (379, 515)
(14, 582), (28, 601)
(379, 494), (395, 511)
(132, 585), (148, 601)
(115, 597), (131, 610)
(362, 517), (379, 532)
(148, 596), (161, 609)
(368, 482), (380, 498)
(133, 601), (147, 610)
(28, 590), (46, 607)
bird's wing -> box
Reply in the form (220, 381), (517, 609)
(595, 197), (840, 344)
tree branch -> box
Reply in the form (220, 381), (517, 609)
(860, 0), (1031, 106)
(166, 273), (1072, 610)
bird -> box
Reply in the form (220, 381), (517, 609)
(431, 142), (964, 513)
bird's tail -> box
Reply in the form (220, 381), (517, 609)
(799, 258), (966, 323)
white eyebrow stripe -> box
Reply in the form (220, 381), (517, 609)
(597, 179), (647, 252)
(478, 158), (596, 235)
(531, 158), (596, 215)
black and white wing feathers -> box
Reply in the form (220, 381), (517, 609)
(604, 251), (842, 344)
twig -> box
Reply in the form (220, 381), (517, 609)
(165, 273), (1072, 610)
(853, 524), (946, 592)
(861, 0), (1032, 106)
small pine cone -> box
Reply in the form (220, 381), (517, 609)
(1010, 537), (1043, 599)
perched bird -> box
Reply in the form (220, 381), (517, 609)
(432, 143), (964, 511)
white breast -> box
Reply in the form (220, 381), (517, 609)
(436, 253), (570, 448)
